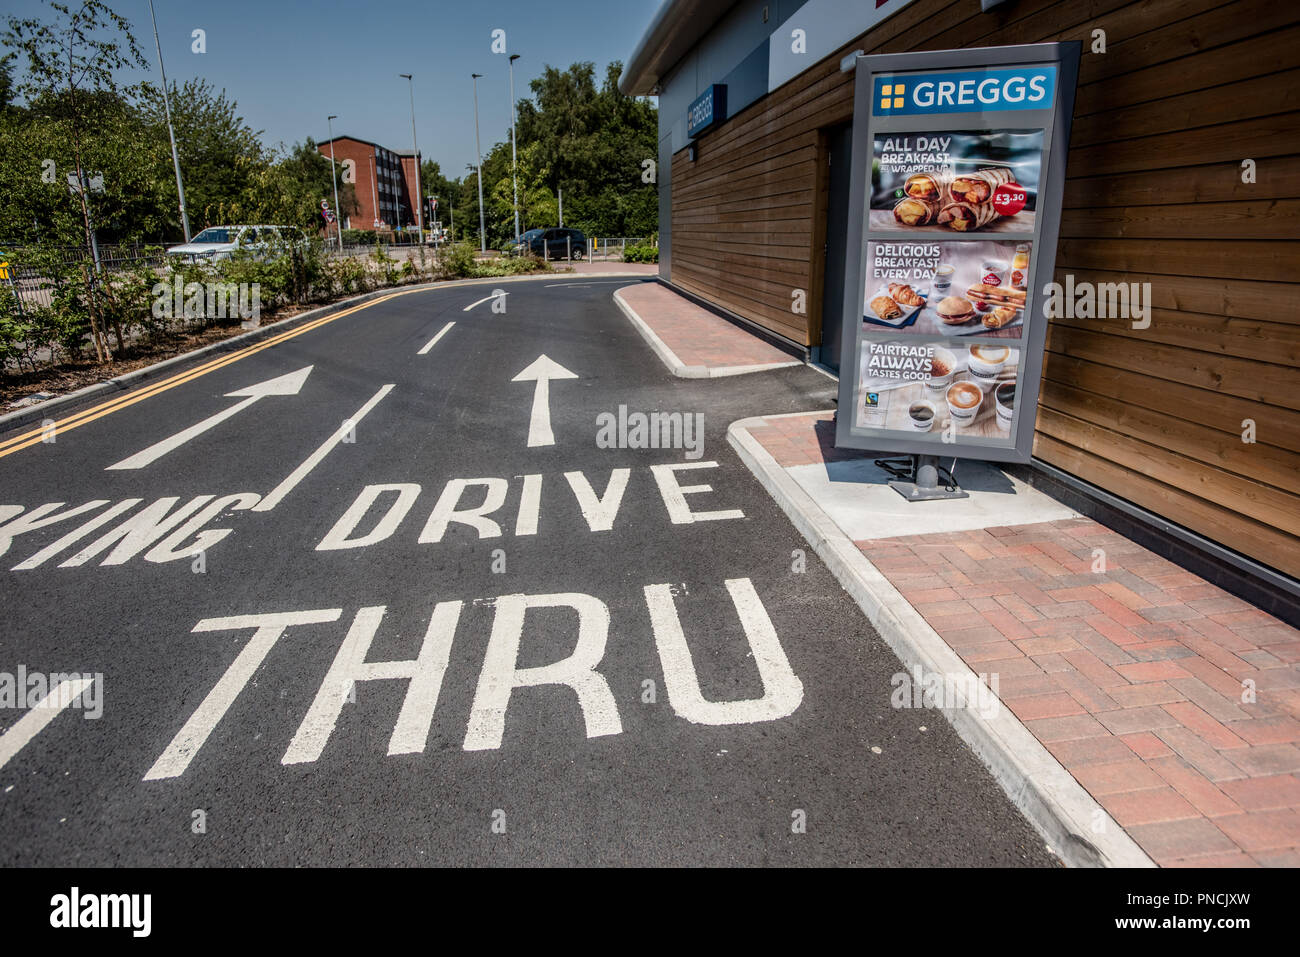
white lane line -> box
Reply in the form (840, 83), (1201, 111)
(252, 384), (394, 512)
(0, 678), (96, 771)
(417, 321), (456, 354)
(463, 292), (508, 312)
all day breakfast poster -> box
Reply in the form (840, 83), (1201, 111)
(869, 129), (1043, 235)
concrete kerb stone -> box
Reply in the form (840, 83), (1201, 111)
(727, 415), (1156, 869)
(0, 272), (650, 434)
(613, 288), (801, 379)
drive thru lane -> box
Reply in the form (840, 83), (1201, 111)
(0, 277), (1057, 866)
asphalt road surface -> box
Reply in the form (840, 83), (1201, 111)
(0, 278), (1057, 866)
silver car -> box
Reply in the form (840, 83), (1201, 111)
(165, 225), (307, 262)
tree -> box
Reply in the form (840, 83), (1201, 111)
(135, 78), (265, 234)
(420, 159), (460, 238)
(0, 53), (14, 111)
(3, 0), (149, 361)
(499, 59), (657, 242)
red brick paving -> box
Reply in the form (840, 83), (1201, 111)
(747, 410), (1300, 867)
(616, 282), (799, 372)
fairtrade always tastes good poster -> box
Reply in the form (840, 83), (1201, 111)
(870, 130), (1043, 234)
(855, 339), (1022, 440)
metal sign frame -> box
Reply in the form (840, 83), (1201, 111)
(834, 42), (1080, 464)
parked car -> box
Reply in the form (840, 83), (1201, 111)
(166, 225), (308, 262)
(509, 227), (587, 260)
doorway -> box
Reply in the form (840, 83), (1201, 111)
(817, 123), (853, 374)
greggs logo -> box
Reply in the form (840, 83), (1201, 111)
(873, 66), (1055, 115)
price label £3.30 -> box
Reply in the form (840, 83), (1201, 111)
(991, 183), (1029, 216)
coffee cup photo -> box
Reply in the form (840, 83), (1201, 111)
(926, 347), (956, 392)
(946, 380), (983, 424)
(908, 399), (938, 431)
(967, 344), (1011, 386)
(995, 378), (1016, 430)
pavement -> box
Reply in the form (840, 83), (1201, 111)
(0, 273), (1059, 867)
(615, 282), (802, 377)
(620, 281), (1300, 866)
(730, 406), (1300, 867)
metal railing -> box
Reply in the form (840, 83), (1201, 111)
(588, 237), (656, 262)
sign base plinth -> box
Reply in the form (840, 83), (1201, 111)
(886, 454), (969, 502)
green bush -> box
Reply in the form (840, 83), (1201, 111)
(489, 256), (548, 276)
(622, 243), (659, 264)
(444, 243), (478, 278)
(323, 255), (370, 297)
(3, 234), (556, 377)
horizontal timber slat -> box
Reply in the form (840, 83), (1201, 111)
(1032, 433), (1300, 580)
(1041, 352), (1298, 451)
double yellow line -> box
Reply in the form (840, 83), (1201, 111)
(0, 290), (409, 461)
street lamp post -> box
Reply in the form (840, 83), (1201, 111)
(508, 53), (521, 241)
(399, 74), (424, 245)
(370, 155), (381, 230)
(471, 73), (487, 253)
(326, 115), (344, 250)
(147, 0), (191, 241)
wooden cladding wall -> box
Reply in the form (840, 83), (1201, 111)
(668, 0), (1300, 580)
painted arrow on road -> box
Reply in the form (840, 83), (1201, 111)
(511, 355), (578, 447)
(106, 366), (313, 470)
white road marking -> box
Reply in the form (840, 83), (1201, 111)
(60, 495), (215, 567)
(11, 499), (141, 570)
(0, 681), (96, 769)
(144, 492), (261, 563)
(0, 678), (97, 771)
(515, 474), (542, 536)
(417, 321), (455, 354)
(650, 462), (745, 523)
(253, 384), (394, 512)
(282, 601), (463, 764)
(645, 578), (803, 725)
(143, 609), (342, 780)
(463, 592), (622, 751)
(563, 469), (630, 532)
(463, 292), (507, 312)
(418, 478), (508, 542)
(317, 484), (421, 550)
(511, 355), (578, 447)
(0, 501), (113, 559)
(107, 366), (313, 470)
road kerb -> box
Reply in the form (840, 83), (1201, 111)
(613, 288), (801, 379)
(727, 415), (1156, 869)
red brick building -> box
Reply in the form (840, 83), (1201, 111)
(317, 135), (422, 233)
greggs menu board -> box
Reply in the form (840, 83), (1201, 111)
(836, 44), (1080, 464)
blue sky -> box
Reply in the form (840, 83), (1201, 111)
(4, 0), (660, 176)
